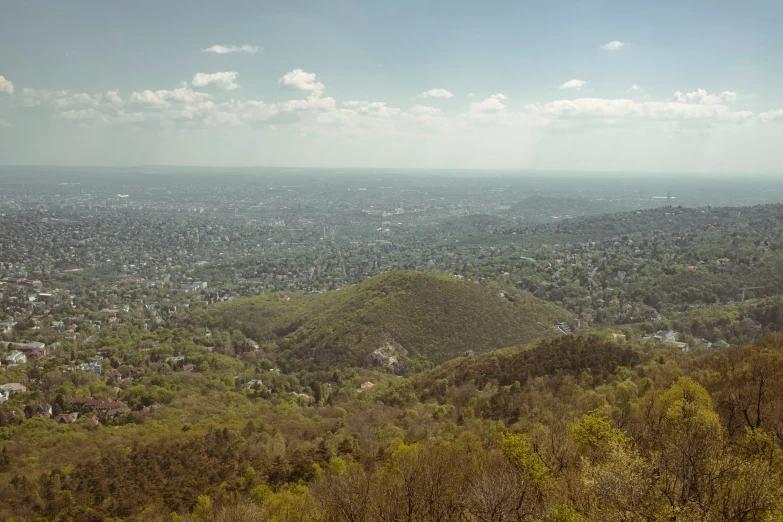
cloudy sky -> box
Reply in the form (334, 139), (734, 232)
(1, 0), (782, 172)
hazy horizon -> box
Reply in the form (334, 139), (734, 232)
(0, 164), (782, 180)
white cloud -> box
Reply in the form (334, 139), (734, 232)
(559, 79), (588, 90)
(759, 109), (783, 122)
(129, 86), (212, 108)
(525, 90), (754, 123)
(673, 88), (737, 105)
(54, 108), (110, 124)
(460, 94), (515, 125)
(600, 40), (625, 51)
(0, 119), (12, 128)
(21, 88), (110, 109)
(129, 90), (170, 108)
(105, 90), (123, 106)
(170, 100), (216, 122)
(19, 73), (774, 142)
(0, 75), (14, 95)
(192, 72), (240, 90)
(278, 69), (324, 96)
(468, 93), (475, 97)
(422, 88), (454, 99)
(218, 99), (280, 125)
(628, 84), (643, 92)
(203, 44), (260, 54)
(470, 93), (507, 114)
(318, 109), (358, 125)
(410, 105), (442, 116)
(164, 86), (212, 104)
(344, 101), (401, 117)
(280, 96), (336, 112)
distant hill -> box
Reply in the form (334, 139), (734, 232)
(190, 271), (570, 373)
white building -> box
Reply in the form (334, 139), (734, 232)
(4, 351), (26, 365)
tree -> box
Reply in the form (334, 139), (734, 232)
(0, 446), (10, 472)
(192, 495), (214, 521)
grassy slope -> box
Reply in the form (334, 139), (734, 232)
(191, 271), (570, 372)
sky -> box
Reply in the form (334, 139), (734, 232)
(1, 0), (783, 173)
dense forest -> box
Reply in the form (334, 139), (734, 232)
(189, 271), (569, 373)
(5, 332), (783, 520)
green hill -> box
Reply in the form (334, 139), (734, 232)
(410, 335), (641, 402)
(190, 271), (570, 372)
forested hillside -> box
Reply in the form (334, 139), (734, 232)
(189, 271), (570, 373)
(5, 335), (783, 520)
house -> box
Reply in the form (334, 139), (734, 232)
(0, 410), (23, 424)
(29, 403), (52, 418)
(29, 348), (46, 359)
(71, 398), (128, 418)
(611, 333), (627, 342)
(1, 383), (27, 394)
(14, 342), (46, 356)
(179, 281), (207, 293)
(290, 392), (316, 404)
(139, 404), (160, 415)
(68, 397), (94, 409)
(0, 322), (16, 334)
(101, 406), (130, 418)
(77, 362), (102, 375)
(54, 413), (79, 424)
(359, 381), (376, 391)
(244, 379), (264, 389)
(72, 398), (128, 417)
(653, 330), (678, 344)
(166, 356), (185, 366)
(4, 351), (27, 365)
(557, 322), (572, 334)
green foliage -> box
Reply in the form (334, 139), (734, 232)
(190, 271), (569, 372)
(191, 495), (213, 521)
(414, 335), (640, 402)
(499, 432), (548, 481)
(6, 331), (783, 520)
(571, 412), (629, 452)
